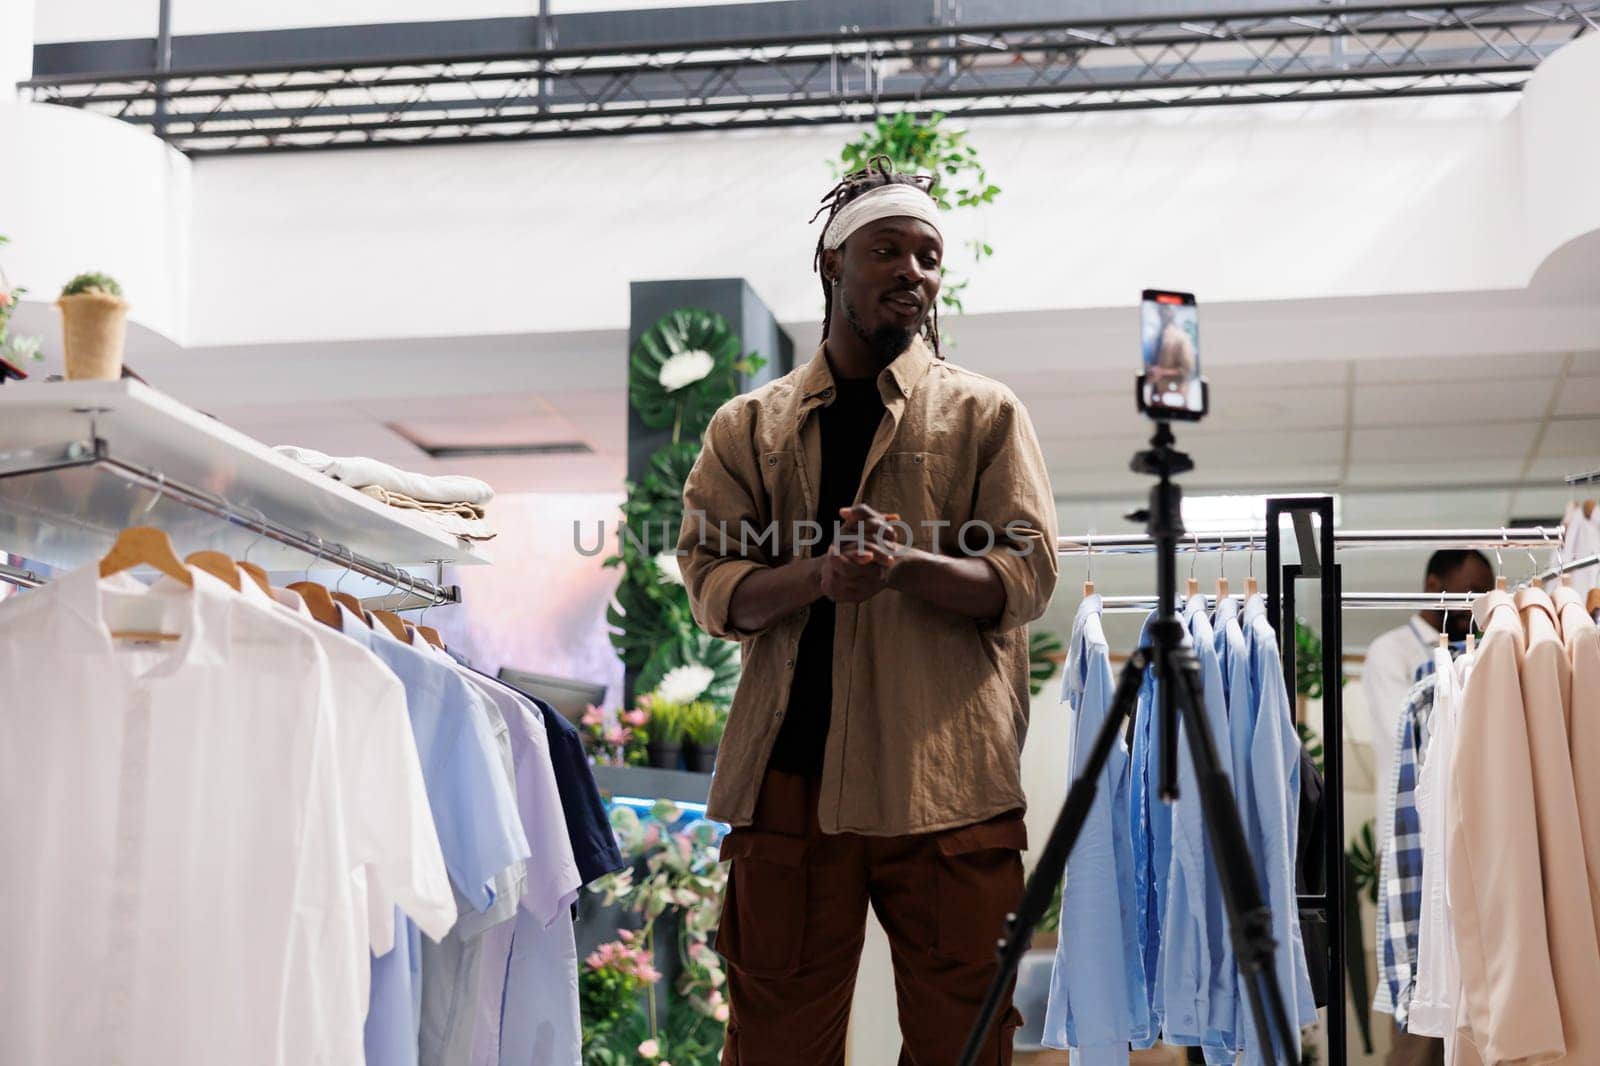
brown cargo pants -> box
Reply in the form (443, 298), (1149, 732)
(716, 770), (1028, 1065)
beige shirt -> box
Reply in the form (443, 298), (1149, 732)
(1451, 590), (1562, 1065)
(677, 336), (1059, 835)
(1554, 586), (1600, 969)
(1515, 587), (1600, 1066)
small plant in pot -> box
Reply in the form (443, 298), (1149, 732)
(57, 272), (129, 381)
(643, 698), (688, 770)
(681, 701), (726, 774)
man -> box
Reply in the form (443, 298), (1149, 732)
(677, 159), (1058, 1064)
(1361, 548), (1493, 1066)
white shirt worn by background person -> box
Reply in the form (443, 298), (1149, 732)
(1363, 615), (1439, 854)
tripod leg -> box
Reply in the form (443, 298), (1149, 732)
(1169, 650), (1299, 1065)
(957, 648), (1150, 1066)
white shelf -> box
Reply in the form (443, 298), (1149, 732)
(0, 379), (491, 575)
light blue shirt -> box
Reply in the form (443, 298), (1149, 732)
(1043, 595), (1150, 1064)
(1214, 595), (1256, 1058)
(344, 610), (532, 1066)
(1128, 610), (1170, 1046)
(1160, 597), (1235, 1062)
(1239, 595), (1318, 1065)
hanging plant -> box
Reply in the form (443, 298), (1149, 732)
(629, 309), (765, 445)
(609, 442), (701, 564)
(607, 568), (693, 674)
(835, 112), (1001, 315)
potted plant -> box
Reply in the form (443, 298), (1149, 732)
(0, 235), (44, 374)
(681, 701), (725, 774)
(645, 698), (688, 770)
(56, 271), (129, 381)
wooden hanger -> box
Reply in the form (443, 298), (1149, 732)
(1214, 535), (1230, 602)
(332, 591), (367, 619)
(1082, 534), (1096, 598)
(236, 560), (273, 596)
(99, 527), (191, 642)
(1588, 586), (1600, 615)
(371, 609), (411, 642)
(1584, 498), (1596, 520)
(185, 551), (242, 592)
(1185, 534), (1200, 599)
(101, 526), (193, 586)
(288, 581), (342, 629)
(418, 625), (445, 650)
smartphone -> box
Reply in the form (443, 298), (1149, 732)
(1139, 289), (1206, 421)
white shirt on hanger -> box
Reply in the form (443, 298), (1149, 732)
(0, 565), (365, 1066)
(232, 577), (457, 955)
(1363, 614), (1438, 852)
(1409, 645), (1467, 1039)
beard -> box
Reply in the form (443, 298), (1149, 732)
(843, 295), (918, 363)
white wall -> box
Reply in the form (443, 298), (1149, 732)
(0, 103), (190, 342)
(2, 0), (34, 96)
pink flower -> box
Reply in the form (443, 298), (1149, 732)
(618, 928), (635, 943)
(0, 291), (11, 308)
(604, 727), (628, 747)
(581, 706), (603, 727)
(638, 1039), (660, 1059)
(638, 962), (662, 984)
(714, 1003), (730, 1023)
(708, 988), (723, 1006)
(623, 709), (649, 728)
(643, 825), (661, 849)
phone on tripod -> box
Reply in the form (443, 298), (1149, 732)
(1138, 289), (1208, 421)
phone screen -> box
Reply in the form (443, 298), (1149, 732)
(1140, 289), (1202, 418)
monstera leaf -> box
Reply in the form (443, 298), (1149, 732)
(630, 308), (764, 443)
(607, 565), (694, 672)
(1029, 629), (1064, 697)
(637, 628), (741, 709)
(612, 441), (700, 562)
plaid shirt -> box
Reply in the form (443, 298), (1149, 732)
(1375, 673), (1434, 1024)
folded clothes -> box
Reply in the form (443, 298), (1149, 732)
(274, 445), (495, 505)
(357, 485), (487, 521)
(357, 486), (497, 541)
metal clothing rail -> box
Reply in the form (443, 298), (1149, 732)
(1566, 468), (1600, 486)
(1057, 527), (1559, 555)
(1531, 553), (1600, 586)
(0, 561), (47, 590)
(1097, 591), (1482, 612)
(0, 437), (459, 607)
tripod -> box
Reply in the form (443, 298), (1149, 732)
(958, 421), (1298, 1066)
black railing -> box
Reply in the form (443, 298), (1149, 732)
(20, 0), (1599, 154)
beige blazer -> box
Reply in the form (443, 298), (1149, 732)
(1555, 585), (1600, 951)
(1450, 590), (1562, 1065)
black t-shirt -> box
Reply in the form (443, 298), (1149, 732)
(766, 376), (887, 776)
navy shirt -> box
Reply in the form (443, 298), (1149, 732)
(514, 688), (625, 886)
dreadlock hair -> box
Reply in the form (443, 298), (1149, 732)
(810, 155), (943, 358)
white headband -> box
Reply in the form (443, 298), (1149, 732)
(822, 183), (944, 251)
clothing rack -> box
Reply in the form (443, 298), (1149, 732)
(0, 561), (46, 590)
(1055, 506), (1569, 1066)
(1565, 468), (1600, 486)
(0, 436), (459, 606)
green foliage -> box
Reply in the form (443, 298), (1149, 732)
(0, 235), (43, 364)
(61, 271), (123, 298)
(609, 307), (762, 709)
(836, 112), (1001, 315)
(1347, 819), (1380, 907)
(637, 630), (741, 710)
(585, 809), (730, 1065)
(1029, 629), (1064, 697)
(629, 308), (764, 445)
(643, 698), (693, 745)
(1036, 875), (1063, 936)
(1297, 722), (1324, 776)
(1293, 618), (1347, 699)
(679, 700), (727, 746)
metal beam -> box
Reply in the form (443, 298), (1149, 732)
(20, 1), (1598, 155)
